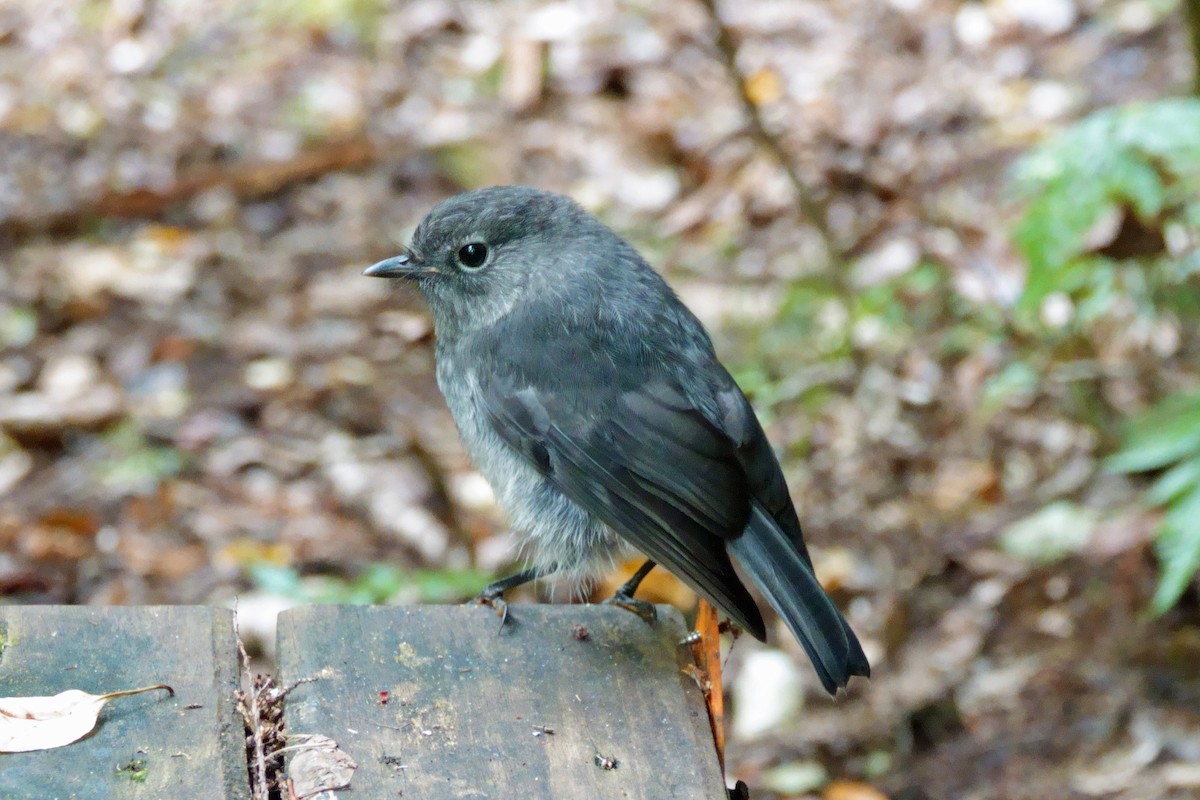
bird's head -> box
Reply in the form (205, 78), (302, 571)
(364, 186), (600, 337)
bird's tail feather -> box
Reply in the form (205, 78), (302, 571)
(729, 505), (870, 695)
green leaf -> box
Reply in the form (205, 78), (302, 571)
(256, 0), (386, 41)
(1106, 391), (1200, 473)
(406, 567), (495, 603)
(1147, 456), (1200, 506)
(761, 762), (829, 795)
(0, 307), (37, 347)
(981, 361), (1039, 412)
(1115, 99), (1200, 164)
(1152, 485), (1200, 613)
(246, 563), (492, 605)
(999, 501), (1099, 564)
(95, 423), (186, 493)
(1008, 98), (1200, 317)
(247, 564), (305, 596)
(1105, 156), (1164, 219)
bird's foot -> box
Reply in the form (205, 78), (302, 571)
(472, 589), (512, 633)
(468, 566), (547, 634)
(602, 593), (658, 625)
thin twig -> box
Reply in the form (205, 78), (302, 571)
(697, 0), (854, 304)
(1186, 0), (1200, 95)
(237, 639), (271, 800)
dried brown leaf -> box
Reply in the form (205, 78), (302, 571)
(0, 684), (174, 752)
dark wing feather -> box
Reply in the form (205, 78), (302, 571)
(483, 381), (767, 640)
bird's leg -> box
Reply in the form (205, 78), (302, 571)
(473, 564), (554, 631)
(602, 559), (658, 624)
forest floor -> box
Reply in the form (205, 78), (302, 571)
(2, 1), (1199, 798)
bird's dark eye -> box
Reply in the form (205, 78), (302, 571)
(457, 243), (488, 269)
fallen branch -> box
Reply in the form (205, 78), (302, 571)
(2, 134), (384, 243)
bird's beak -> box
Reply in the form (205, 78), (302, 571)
(363, 250), (429, 279)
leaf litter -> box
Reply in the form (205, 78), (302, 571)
(0, 0), (1197, 798)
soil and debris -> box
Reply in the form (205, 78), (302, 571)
(2, 1), (1199, 798)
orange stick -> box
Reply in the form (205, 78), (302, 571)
(695, 599), (726, 774)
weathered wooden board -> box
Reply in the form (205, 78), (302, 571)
(278, 604), (727, 799)
(0, 605), (248, 800)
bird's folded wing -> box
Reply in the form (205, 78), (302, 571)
(481, 379), (766, 638)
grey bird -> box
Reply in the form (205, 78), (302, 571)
(365, 186), (869, 694)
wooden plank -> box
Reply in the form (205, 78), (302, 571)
(278, 604), (726, 799)
(0, 605), (248, 800)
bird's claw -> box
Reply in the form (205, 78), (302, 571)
(473, 592), (511, 633)
(603, 594), (658, 625)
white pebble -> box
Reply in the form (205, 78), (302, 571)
(732, 649), (804, 740)
(1003, 0), (1077, 34)
(244, 357), (294, 391)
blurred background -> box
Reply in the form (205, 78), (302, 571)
(2, 0), (1200, 797)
